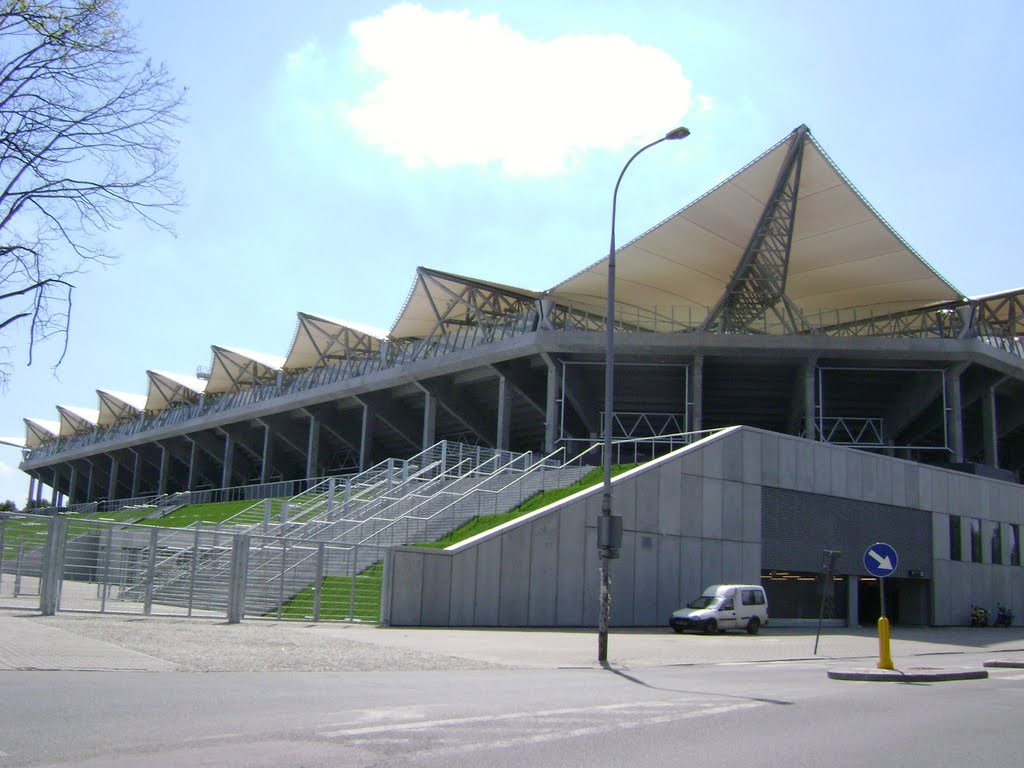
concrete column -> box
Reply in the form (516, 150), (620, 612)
(85, 460), (95, 503)
(691, 355), (704, 433)
(130, 449), (141, 498)
(945, 365), (967, 463)
(187, 439), (199, 490)
(260, 422), (273, 483)
(222, 434), (235, 490)
(359, 402), (374, 471)
(67, 466), (78, 505)
(846, 576), (859, 627)
(306, 413), (320, 479)
(27, 475), (36, 507)
(158, 444), (170, 495)
(422, 391), (437, 450)
(496, 376), (511, 452)
(804, 359), (817, 441)
(544, 356), (558, 453)
(982, 386), (999, 468)
(50, 467), (60, 506)
(35, 475), (44, 503)
(108, 455), (120, 501)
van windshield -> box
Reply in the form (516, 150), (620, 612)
(686, 596), (719, 609)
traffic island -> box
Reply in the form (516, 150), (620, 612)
(827, 666), (988, 682)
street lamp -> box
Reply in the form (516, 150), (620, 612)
(598, 126), (690, 663)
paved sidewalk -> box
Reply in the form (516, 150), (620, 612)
(2, 610), (1023, 673)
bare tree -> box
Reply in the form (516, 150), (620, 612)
(0, 0), (184, 383)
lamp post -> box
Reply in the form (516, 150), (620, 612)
(598, 126), (690, 663)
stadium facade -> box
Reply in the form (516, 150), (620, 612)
(13, 124), (1024, 625)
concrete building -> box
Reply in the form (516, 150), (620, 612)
(16, 124), (1024, 623)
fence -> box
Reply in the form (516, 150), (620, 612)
(0, 512), (386, 623)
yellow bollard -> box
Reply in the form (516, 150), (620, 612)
(877, 616), (894, 670)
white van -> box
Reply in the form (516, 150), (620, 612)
(669, 584), (769, 635)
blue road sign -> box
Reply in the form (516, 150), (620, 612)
(863, 542), (898, 578)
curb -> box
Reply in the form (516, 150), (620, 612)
(983, 659), (1024, 668)
(827, 666), (988, 682)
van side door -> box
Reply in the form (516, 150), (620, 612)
(717, 596), (738, 629)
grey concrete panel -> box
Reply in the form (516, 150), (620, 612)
(876, 455), (893, 504)
(679, 537), (703, 601)
(583, 492), (603, 529)
(634, 468), (660, 533)
(830, 447), (848, 498)
(700, 539), (724, 587)
(656, 535), (681, 619)
(421, 553), (453, 626)
(860, 454), (879, 502)
(904, 463), (920, 508)
(844, 451), (863, 500)
(741, 541), (761, 584)
(796, 441), (815, 492)
(556, 506), (587, 626)
(917, 466), (935, 512)
(657, 464), (682, 536)
(582, 524), (600, 626)
(702, 439), (724, 480)
(721, 540), (745, 582)
(611, 531), (637, 627)
(701, 479), (723, 540)
(722, 481), (744, 541)
(680, 474), (703, 538)
(722, 433), (743, 481)
(389, 550), (425, 626)
(742, 430), (762, 485)
(742, 484), (761, 543)
(891, 462), (907, 507)
(528, 514), (560, 625)
(473, 537), (503, 625)
(614, 471), (638, 531)
(679, 444), (703, 477)
(760, 432), (780, 487)
(632, 532), (659, 625)
(812, 443), (831, 495)
(931, 559), (955, 625)
(932, 512), (950, 561)
(498, 523), (532, 626)
(777, 437), (797, 489)
(449, 549), (478, 625)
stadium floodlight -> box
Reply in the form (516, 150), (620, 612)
(598, 126), (690, 663)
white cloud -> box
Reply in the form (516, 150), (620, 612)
(290, 4), (693, 176)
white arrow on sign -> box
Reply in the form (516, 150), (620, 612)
(868, 549), (893, 571)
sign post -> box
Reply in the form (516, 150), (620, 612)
(863, 542), (898, 670)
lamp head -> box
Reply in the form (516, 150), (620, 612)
(664, 126), (691, 140)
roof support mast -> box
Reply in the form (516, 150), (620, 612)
(702, 124), (815, 334)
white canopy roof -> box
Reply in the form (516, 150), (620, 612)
(548, 126), (963, 330)
(145, 370), (206, 411)
(204, 346), (286, 395)
(97, 389), (147, 426)
(56, 405), (99, 437)
(0, 435), (25, 449)
(24, 418), (59, 448)
(284, 312), (388, 371)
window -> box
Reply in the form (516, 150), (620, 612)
(741, 589), (765, 606)
(1011, 524), (1021, 567)
(970, 518), (983, 563)
(991, 524), (1003, 566)
(949, 515), (962, 561)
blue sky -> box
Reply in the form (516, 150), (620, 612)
(2, 0), (1022, 504)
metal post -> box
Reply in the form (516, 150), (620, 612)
(100, 525), (113, 613)
(188, 524), (200, 616)
(14, 542), (24, 598)
(313, 542), (325, 621)
(143, 526), (158, 616)
(40, 516), (68, 615)
(0, 522), (5, 594)
(277, 539), (287, 619)
(599, 126), (689, 663)
(350, 545), (358, 621)
(327, 477), (335, 515)
(227, 533), (251, 624)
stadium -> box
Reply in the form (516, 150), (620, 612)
(7, 124), (1024, 627)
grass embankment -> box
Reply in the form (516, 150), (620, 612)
(137, 500), (261, 528)
(1, 508), (150, 557)
(273, 463), (637, 621)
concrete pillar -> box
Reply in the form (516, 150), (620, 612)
(982, 386), (999, 468)
(945, 365), (967, 463)
(85, 460), (95, 503)
(108, 455), (120, 501)
(187, 439), (199, 490)
(804, 360), (817, 441)
(306, 413), (320, 479)
(27, 475), (36, 507)
(222, 434), (235, 489)
(691, 355), (704, 433)
(422, 391), (437, 449)
(130, 449), (141, 498)
(496, 376), (511, 452)
(260, 422), (273, 483)
(847, 576), (859, 627)
(544, 356), (558, 453)
(68, 466), (78, 505)
(158, 444), (170, 495)
(359, 402), (374, 472)
(35, 474), (44, 503)
(50, 467), (60, 506)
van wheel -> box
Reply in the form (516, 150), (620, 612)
(672, 627), (684, 634)
(746, 617), (761, 635)
(704, 619), (718, 634)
